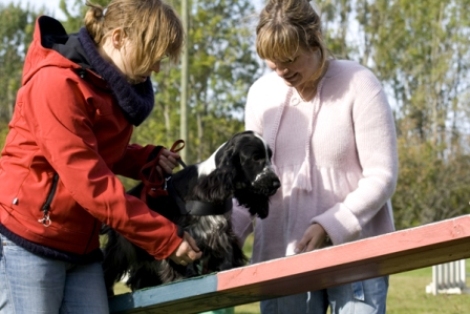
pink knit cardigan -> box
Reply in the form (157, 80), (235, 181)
(232, 60), (398, 263)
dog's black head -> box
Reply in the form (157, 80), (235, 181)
(216, 131), (279, 194)
(195, 130), (280, 218)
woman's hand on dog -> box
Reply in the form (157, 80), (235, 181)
(156, 149), (181, 176)
(295, 223), (328, 254)
(169, 231), (202, 265)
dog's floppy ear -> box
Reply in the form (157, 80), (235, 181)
(192, 144), (238, 202)
(215, 142), (238, 168)
(233, 189), (270, 219)
(192, 168), (236, 203)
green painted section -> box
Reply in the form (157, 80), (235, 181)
(109, 274), (218, 313)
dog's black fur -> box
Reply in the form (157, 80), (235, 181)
(102, 131), (280, 294)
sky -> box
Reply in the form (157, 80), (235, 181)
(2, 0), (66, 19)
(1, 0), (263, 19)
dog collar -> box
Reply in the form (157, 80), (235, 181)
(185, 198), (233, 216)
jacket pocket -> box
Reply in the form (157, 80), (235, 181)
(38, 173), (59, 227)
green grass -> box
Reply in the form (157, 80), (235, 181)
(386, 267), (470, 314)
(112, 235), (470, 314)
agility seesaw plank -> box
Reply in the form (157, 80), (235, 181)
(109, 214), (470, 314)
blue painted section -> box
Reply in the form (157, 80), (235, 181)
(109, 274), (218, 313)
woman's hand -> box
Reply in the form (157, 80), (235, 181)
(169, 232), (202, 266)
(156, 149), (180, 176)
(295, 223), (328, 254)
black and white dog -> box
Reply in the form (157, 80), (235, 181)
(102, 131), (280, 294)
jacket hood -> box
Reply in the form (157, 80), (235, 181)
(22, 16), (84, 85)
(22, 16), (155, 126)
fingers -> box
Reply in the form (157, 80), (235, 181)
(295, 223), (327, 254)
(155, 165), (163, 177)
(157, 149), (181, 174)
(295, 224), (315, 254)
(295, 235), (309, 254)
(169, 232), (202, 266)
(305, 239), (318, 252)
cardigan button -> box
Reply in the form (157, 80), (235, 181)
(291, 96), (300, 106)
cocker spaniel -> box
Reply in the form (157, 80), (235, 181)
(102, 130), (280, 294)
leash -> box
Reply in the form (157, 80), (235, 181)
(140, 139), (232, 216)
(139, 140), (186, 200)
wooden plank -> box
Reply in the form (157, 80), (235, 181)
(109, 215), (470, 314)
(109, 274), (218, 314)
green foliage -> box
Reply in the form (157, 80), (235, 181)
(59, 0), (110, 32)
(58, 0), (87, 32)
(0, 3), (39, 123)
(369, 0), (470, 229)
(316, 0), (470, 229)
(393, 138), (470, 229)
(1, 0), (470, 229)
(138, 0), (260, 163)
(0, 122), (9, 149)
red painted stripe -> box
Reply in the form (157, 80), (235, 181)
(217, 215), (470, 296)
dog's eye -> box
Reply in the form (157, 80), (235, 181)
(252, 154), (264, 162)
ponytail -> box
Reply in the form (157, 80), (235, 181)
(84, 1), (106, 44)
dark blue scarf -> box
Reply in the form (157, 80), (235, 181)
(78, 27), (154, 126)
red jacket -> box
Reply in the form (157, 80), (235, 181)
(0, 17), (182, 260)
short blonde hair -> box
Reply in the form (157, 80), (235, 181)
(84, 0), (183, 74)
(256, 0), (327, 70)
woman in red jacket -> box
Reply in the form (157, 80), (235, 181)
(0, 0), (201, 313)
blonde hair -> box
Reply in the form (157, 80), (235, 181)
(256, 0), (327, 77)
(84, 0), (183, 75)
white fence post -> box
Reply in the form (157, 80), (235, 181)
(426, 259), (469, 295)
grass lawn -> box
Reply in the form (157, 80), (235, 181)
(386, 266), (470, 314)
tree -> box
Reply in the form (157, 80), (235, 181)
(54, 0), (260, 189)
(0, 3), (43, 150)
(58, 0), (260, 163)
(134, 0), (261, 163)
(0, 3), (39, 123)
(316, 0), (470, 229)
(59, 0), (109, 33)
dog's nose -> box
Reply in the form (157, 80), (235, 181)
(272, 179), (281, 189)
(267, 178), (281, 195)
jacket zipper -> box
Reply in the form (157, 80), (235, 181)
(39, 173), (59, 227)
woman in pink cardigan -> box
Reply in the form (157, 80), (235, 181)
(232, 0), (398, 313)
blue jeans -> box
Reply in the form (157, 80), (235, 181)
(260, 276), (388, 314)
(0, 233), (109, 314)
